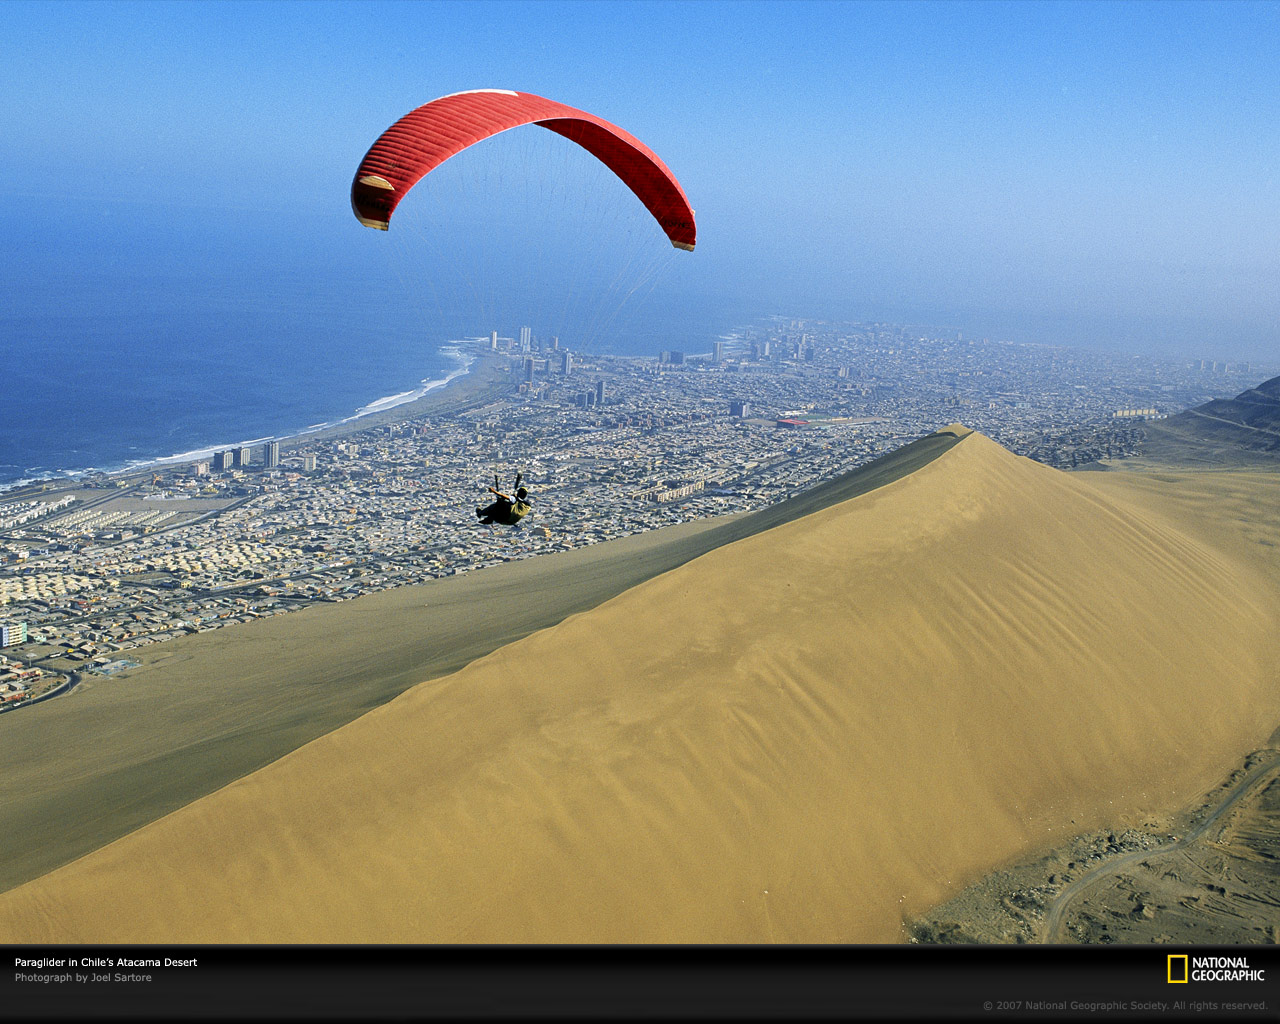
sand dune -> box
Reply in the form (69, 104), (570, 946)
(0, 428), (961, 893)
(1, 430), (1277, 942)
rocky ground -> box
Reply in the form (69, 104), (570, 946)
(910, 738), (1280, 945)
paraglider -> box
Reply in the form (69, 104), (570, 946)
(477, 472), (532, 527)
(351, 89), (696, 250)
(351, 91), (698, 533)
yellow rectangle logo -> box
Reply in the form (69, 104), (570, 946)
(1168, 954), (1189, 983)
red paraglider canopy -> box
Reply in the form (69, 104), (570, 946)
(351, 89), (696, 251)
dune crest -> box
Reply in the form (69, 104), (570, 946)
(1, 432), (1276, 943)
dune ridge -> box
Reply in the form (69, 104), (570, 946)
(1, 431), (1277, 943)
(0, 427), (962, 894)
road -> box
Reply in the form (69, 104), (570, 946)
(1184, 409), (1280, 440)
(0, 671), (82, 715)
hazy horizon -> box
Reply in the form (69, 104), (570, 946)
(2, 0), (1278, 365)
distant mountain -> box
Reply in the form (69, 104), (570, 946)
(1145, 374), (1280, 463)
(1185, 374), (1280, 439)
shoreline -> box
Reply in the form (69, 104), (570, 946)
(276, 344), (511, 452)
(1, 344), (513, 494)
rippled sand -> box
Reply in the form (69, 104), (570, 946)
(2, 430), (1276, 942)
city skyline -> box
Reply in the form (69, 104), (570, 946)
(1, 315), (1262, 683)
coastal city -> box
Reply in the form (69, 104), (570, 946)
(0, 316), (1266, 707)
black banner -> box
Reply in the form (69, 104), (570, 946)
(3, 945), (1277, 1021)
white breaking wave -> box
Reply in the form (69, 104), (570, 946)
(306, 343), (477, 432)
(0, 342), (481, 493)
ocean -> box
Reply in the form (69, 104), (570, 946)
(0, 271), (467, 489)
(0, 178), (753, 492)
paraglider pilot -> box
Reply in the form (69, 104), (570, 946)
(477, 472), (532, 526)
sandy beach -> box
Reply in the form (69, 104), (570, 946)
(1, 427), (1276, 943)
(277, 346), (513, 452)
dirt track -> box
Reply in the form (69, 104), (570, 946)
(911, 740), (1280, 945)
(1043, 749), (1280, 943)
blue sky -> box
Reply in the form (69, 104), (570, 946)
(3, 0), (1278, 359)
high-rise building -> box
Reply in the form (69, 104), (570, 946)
(191, 461), (210, 477)
(524, 357), (535, 383)
(519, 326), (532, 351)
(550, 336), (559, 351)
(302, 454), (317, 471)
(1, 622), (27, 647)
(213, 450), (233, 472)
(729, 400), (751, 417)
(561, 351), (573, 375)
(264, 441), (280, 468)
(235, 446), (252, 468)
(490, 331), (499, 351)
(713, 340), (725, 363)
(595, 380), (606, 406)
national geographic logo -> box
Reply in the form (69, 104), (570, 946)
(1168, 954), (1266, 983)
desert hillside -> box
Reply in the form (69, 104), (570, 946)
(1, 430), (1276, 942)
(1143, 373), (1280, 466)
